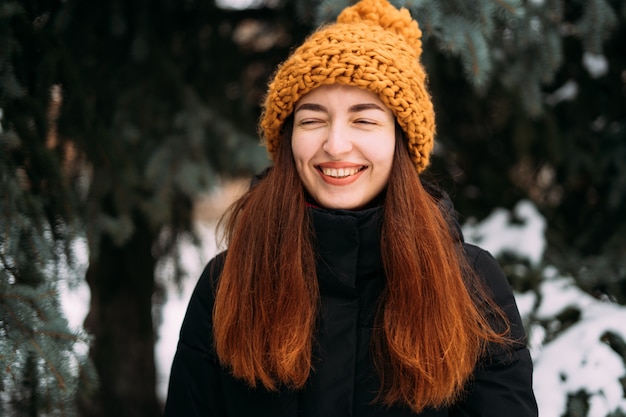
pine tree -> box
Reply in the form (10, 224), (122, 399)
(313, 0), (618, 116)
(1, 3), (96, 415)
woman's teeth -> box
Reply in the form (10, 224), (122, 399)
(320, 167), (363, 178)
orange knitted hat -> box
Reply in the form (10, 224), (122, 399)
(259, 0), (435, 173)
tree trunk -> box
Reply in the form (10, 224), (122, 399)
(80, 214), (162, 417)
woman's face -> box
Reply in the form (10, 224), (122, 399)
(291, 84), (396, 210)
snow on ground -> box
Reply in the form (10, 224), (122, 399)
(462, 199), (546, 267)
(463, 201), (626, 417)
(530, 270), (626, 417)
(59, 199), (626, 416)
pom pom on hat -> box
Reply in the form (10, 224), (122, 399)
(337, 0), (422, 58)
(259, 0), (435, 173)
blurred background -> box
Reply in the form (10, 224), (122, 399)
(1, 0), (625, 416)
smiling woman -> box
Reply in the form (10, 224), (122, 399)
(163, 0), (538, 416)
(291, 84), (396, 209)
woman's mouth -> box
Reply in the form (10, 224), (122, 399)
(317, 166), (366, 178)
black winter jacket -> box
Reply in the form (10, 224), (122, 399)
(164, 204), (538, 417)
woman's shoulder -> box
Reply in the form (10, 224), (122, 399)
(462, 243), (499, 271)
(181, 252), (227, 326)
(174, 251), (227, 354)
(198, 251), (227, 288)
(462, 242), (528, 344)
(462, 243), (512, 303)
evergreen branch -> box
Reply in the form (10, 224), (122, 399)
(33, 328), (84, 342)
(0, 252), (20, 280)
(1, 300), (35, 377)
(491, 0), (518, 16)
(1, 298), (70, 391)
(1, 292), (76, 343)
(467, 38), (480, 79)
(0, 289), (57, 322)
(3, 345), (25, 393)
(1, 288), (57, 301)
(1, 296), (32, 334)
(29, 338), (68, 391)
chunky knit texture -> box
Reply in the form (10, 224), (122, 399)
(259, 0), (435, 173)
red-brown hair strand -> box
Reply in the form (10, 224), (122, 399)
(213, 123), (318, 390)
(372, 133), (510, 412)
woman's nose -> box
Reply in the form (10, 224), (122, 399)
(322, 124), (353, 157)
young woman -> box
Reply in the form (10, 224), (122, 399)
(164, 0), (538, 415)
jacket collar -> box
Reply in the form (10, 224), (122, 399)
(309, 206), (384, 298)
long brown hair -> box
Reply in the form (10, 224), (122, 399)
(372, 127), (509, 411)
(214, 122), (510, 411)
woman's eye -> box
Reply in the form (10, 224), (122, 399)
(355, 119), (376, 125)
(297, 119), (323, 127)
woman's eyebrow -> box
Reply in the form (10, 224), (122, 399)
(294, 102), (385, 113)
(348, 103), (386, 113)
(294, 103), (327, 113)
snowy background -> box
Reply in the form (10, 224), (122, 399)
(60, 196), (626, 417)
(464, 201), (626, 417)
